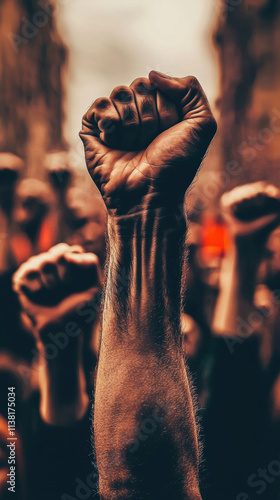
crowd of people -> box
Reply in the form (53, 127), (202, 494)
(0, 72), (280, 500)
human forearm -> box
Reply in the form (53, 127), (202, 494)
(103, 206), (185, 347)
(213, 240), (264, 336)
(95, 206), (201, 499)
(37, 328), (89, 426)
(13, 245), (102, 425)
(81, 71), (215, 500)
(214, 182), (280, 336)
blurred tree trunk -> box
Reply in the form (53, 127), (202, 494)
(214, 0), (280, 188)
(0, 0), (67, 177)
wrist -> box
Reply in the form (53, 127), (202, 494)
(103, 198), (185, 349)
(40, 388), (89, 426)
(108, 191), (186, 220)
(35, 310), (95, 349)
(224, 244), (257, 304)
(37, 344), (89, 426)
(107, 206), (186, 266)
(233, 237), (262, 272)
(108, 200), (185, 235)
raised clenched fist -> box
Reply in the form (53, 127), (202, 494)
(13, 243), (102, 340)
(221, 182), (280, 239)
(80, 71), (216, 213)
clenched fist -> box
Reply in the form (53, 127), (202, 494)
(80, 71), (216, 213)
(221, 182), (280, 240)
(13, 243), (102, 340)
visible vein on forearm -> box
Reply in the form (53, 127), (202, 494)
(102, 208), (186, 351)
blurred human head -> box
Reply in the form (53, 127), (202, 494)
(66, 187), (107, 266)
(44, 150), (72, 192)
(14, 178), (53, 233)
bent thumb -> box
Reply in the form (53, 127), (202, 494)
(149, 70), (190, 102)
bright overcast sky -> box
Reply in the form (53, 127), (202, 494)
(57, 0), (219, 162)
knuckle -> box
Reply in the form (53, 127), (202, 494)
(85, 254), (99, 267)
(12, 272), (22, 292)
(69, 245), (84, 254)
(34, 253), (49, 267)
(89, 252), (99, 261)
(111, 86), (133, 103)
(131, 78), (154, 95)
(22, 258), (39, 275)
(259, 181), (268, 190)
(186, 75), (199, 89)
(82, 107), (94, 126)
(49, 243), (70, 255)
(131, 77), (150, 86)
(220, 192), (229, 206)
(93, 97), (111, 111)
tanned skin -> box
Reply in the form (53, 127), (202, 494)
(80, 71), (217, 500)
(213, 182), (280, 337)
(13, 244), (102, 425)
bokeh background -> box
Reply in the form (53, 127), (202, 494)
(2, 0), (280, 208)
(1, 1), (280, 500)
